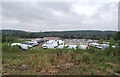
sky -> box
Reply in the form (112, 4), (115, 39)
(2, 1), (118, 32)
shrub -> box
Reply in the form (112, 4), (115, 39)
(109, 37), (115, 47)
(87, 47), (95, 53)
(103, 47), (114, 56)
(99, 38), (104, 44)
(27, 48), (36, 53)
(11, 45), (20, 52)
(76, 54), (82, 62)
(79, 69), (83, 74)
(89, 69), (94, 75)
(82, 54), (90, 63)
(75, 47), (82, 53)
(2, 43), (11, 51)
(71, 48), (75, 52)
(70, 52), (76, 60)
(62, 46), (68, 53)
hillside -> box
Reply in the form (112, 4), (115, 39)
(1, 29), (117, 39)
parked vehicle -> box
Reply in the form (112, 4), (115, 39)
(97, 44), (115, 50)
(19, 44), (32, 50)
(58, 40), (64, 45)
(11, 43), (21, 47)
(57, 45), (64, 49)
(11, 42), (33, 50)
(96, 45), (103, 49)
(35, 38), (44, 43)
(67, 45), (78, 50)
(79, 45), (88, 49)
(89, 43), (99, 47)
(20, 42), (33, 48)
(26, 41), (38, 46)
(42, 40), (58, 49)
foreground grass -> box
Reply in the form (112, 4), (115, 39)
(2, 44), (120, 75)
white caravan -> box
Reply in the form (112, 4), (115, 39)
(58, 40), (64, 45)
(35, 38), (44, 43)
(89, 43), (99, 47)
(11, 43), (22, 47)
(26, 41), (38, 46)
(19, 44), (32, 50)
(11, 42), (33, 50)
(79, 45), (88, 49)
(42, 40), (58, 49)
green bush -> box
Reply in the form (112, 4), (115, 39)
(103, 47), (113, 56)
(62, 46), (68, 53)
(82, 54), (90, 63)
(87, 47), (95, 53)
(11, 45), (20, 52)
(75, 47), (82, 53)
(27, 48), (36, 53)
(71, 48), (75, 52)
(2, 43), (11, 51)
(99, 38), (104, 44)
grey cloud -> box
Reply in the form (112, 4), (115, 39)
(2, 2), (118, 32)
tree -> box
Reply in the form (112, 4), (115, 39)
(106, 34), (113, 40)
(93, 35), (97, 40)
(99, 38), (104, 44)
(113, 31), (120, 41)
(109, 37), (115, 47)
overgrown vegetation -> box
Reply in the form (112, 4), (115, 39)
(2, 42), (120, 75)
(2, 30), (120, 75)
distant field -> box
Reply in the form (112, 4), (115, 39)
(2, 43), (120, 75)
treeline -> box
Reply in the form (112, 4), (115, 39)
(1, 29), (120, 42)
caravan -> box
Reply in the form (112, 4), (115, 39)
(35, 38), (44, 43)
(89, 43), (99, 47)
(11, 42), (33, 50)
(26, 41), (38, 46)
(42, 40), (65, 49)
(79, 45), (88, 49)
(42, 40), (58, 49)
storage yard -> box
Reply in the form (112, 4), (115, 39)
(10, 37), (116, 51)
(2, 1), (120, 75)
(1, 33), (119, 76)
(2, 37), (120, 75)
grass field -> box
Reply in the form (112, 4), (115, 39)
(2, 43), (120, 75)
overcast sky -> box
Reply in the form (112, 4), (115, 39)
(2, 2), (118, 32)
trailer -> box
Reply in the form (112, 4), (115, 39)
(26, 41), (38, 46)
(89, 43), (99, 47)
(42, 40), (58, 49)
(79, 45), (88, 49)
(11, 43), (22, 47)
(11, 42), (33, 50)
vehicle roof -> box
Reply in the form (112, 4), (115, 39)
(21, 42), (31, 45)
